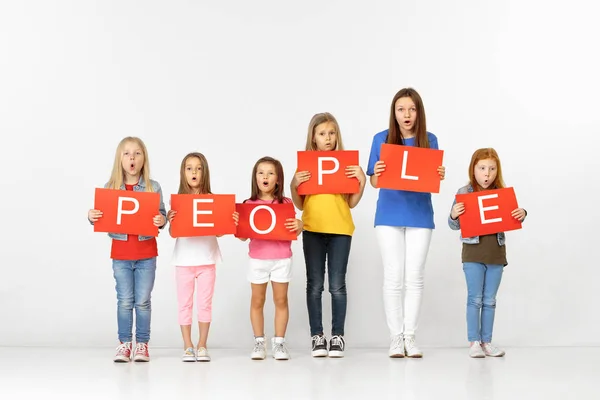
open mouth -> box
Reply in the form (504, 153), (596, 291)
(403, 120), (412, 125)
(262, 181), (269, 187)
(192, 177), (197, 181)
(130, 163), (135, 170)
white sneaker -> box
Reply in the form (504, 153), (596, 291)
(182, 347), (196, 362)
(482, 342), (505, 357)
(196, 347), (211, 362)
(403, 336), (423, 358)
(272, 337), (290, 360)
(469, 341), (485, 358)
(251, 337), (267, 360)
(389, 334), (404, 358)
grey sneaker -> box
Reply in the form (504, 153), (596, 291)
(311, 334), (328, 357)
(328, 335), (345, 358)
(251, 337), (267, 360)
(272, 338), (290, 360)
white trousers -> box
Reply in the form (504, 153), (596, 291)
(376, 226), (432, 337)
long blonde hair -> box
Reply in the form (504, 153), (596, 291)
(468, 148), (506, 191)
(178, 152), (212, 194)
(106, 137), (153, 192)
(305, 112), (345, 151)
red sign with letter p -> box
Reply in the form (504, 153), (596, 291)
(93, 188), (160, 236)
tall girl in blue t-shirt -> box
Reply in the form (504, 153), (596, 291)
(367, 88), (445, 358)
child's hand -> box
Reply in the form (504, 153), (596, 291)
(285, 218), (303, 232)
(88, 209), (103, 222)
(153, 214), (166, 227)
(438, 166), (446, 180)
(451, 202), (465, 220)
(511, 208), (526, 221)
(292, 171), (311, 189)
(346, 166), (366, 186)
(232, 211), (239, 226)
(373, 161), (386, 176)
(167, 210), (176, 222)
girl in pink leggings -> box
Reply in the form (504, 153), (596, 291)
(167, 152), (237, 362)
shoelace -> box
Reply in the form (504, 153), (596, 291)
(404, 336), (416, 350)
(331, 336), (344, 350)
(253, 341), (265, 353)
(184, 348), (194, 356)
(482, 343), (499, 353)
(136, 343), (148, 353)
(116, 343), (131, 354)
(391, 335), (403, 350)
(273, 342), (287, 354)
(312, 335), (325, 348)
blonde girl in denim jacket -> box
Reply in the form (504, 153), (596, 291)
(88, 137), (167, 362)
(448, 148), (527, 358)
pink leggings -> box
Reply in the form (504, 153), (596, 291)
(175, 265), (216, 325)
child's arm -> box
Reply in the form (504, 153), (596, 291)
(346, 166), (367, 208)
(154, 183), (167, 229)
(448, 198), (464, 230)
(290, 171), (309, 210)
(88, 209), (102, 225)
(511, 208), (527, 222)
(167, 210), (176, 237)
(285, 218), (303, 237)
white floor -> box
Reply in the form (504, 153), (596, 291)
(0, 347), (598, 399)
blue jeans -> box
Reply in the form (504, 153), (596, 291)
(463, 262), (504, 343)
(112, 258), (157, 343)
(303, 231), (352, 336)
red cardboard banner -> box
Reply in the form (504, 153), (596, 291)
(456, 187), (522, 237)
(296, 150), (360, 195)
(93, 188), (160, 236)
(377, 144), (444, 193)
(235, 202), (297, 241)
(170, 194), (236, 237)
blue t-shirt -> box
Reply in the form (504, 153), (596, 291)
(366, 129), (439, 229)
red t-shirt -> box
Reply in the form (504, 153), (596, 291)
(110, 184), (158, 260)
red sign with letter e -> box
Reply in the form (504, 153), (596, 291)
(235, 202), (297, 241)
(170, 194), (236, 237)
(296, 150), (360, 195)
(455, 187), (522, 237)
(377, 144), (444, 193)
(93, 188), (160, 236)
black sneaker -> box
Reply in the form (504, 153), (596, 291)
(329, 335), (345, 358)
(311, 334), (328, 357)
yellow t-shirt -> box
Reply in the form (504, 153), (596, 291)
(302, 194), (355, 236)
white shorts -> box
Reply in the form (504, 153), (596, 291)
(248, 257), (293, 284)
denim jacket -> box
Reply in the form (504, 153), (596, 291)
(447, 184), (526, 246)
(89, 177), (167, 241)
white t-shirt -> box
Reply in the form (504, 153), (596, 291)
(171, 236), (222, 267)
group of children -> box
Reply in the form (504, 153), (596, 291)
(87, 87), (527, 363)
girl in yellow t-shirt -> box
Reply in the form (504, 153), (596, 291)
(290, 112), (366, 358)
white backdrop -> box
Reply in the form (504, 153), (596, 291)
(1, 0), (598, 349)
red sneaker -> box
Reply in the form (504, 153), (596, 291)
(113, 342), (132, 363)
(133, 342), (150, 362)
